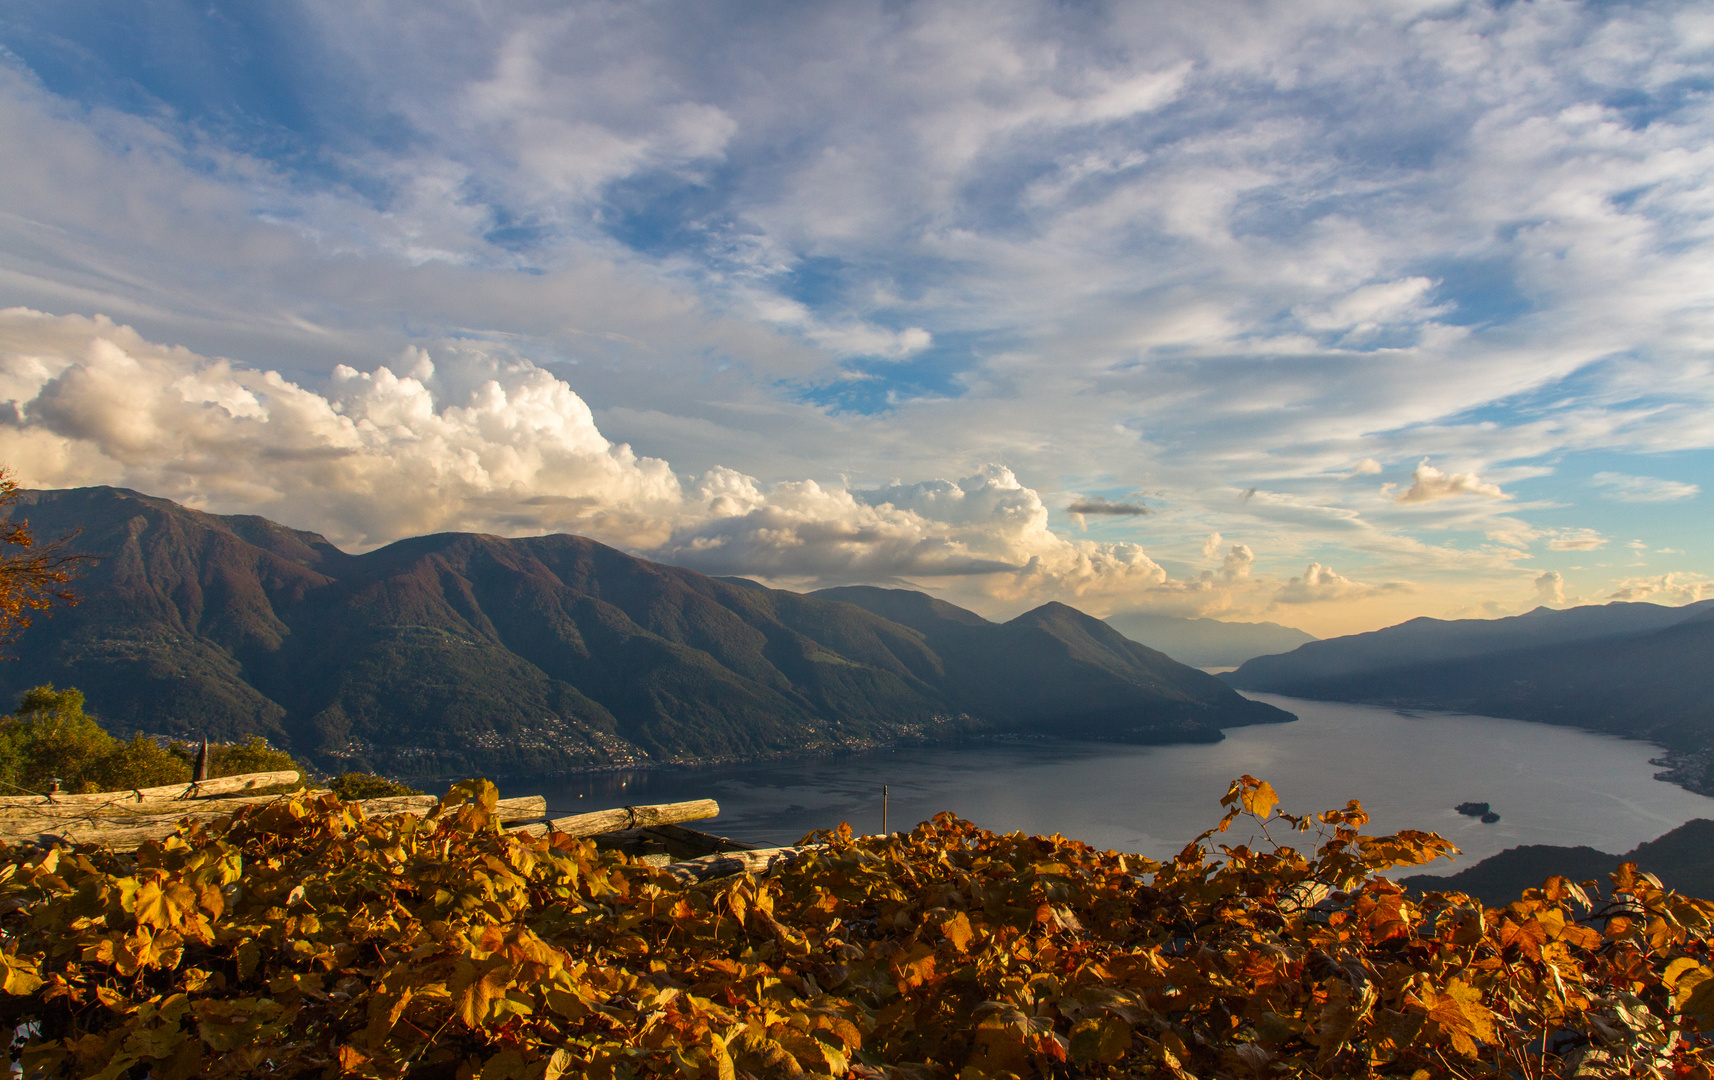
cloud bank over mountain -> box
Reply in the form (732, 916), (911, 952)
(0, 1), (1710, 632)
(0, 309), (1192, 613)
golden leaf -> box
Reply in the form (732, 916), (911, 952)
(0, 953), (44, 996)
(1245, 780), (1279, 820)
(941, 911), (975, 953)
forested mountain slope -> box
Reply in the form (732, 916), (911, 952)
(813, 586), (1284, 739)
(0, 487), (1289, 778)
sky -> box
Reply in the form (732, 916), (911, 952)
(0, 0), (1709, 637)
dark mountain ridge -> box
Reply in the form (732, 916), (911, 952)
(1228, 600), (1712, 687)
(1, 487), (1290, 779)
(1223, 600), (1714, 793)
(1400, 819), (1714, 909)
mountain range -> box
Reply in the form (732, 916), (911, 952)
(1399, 819), (1714, 909)
(1101, 611), (1316, 668)
(0, 487), (1289, 779)
(1223, 600), (1714, 793)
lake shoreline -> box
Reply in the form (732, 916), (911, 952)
(503, 693), (1714, 869)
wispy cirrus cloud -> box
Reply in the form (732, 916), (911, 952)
(1548, 529), (1607, 552)
(1591, 472), (1700, 503)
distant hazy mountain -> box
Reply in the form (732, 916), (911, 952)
(1102, 611), (1316, 668)
(1227, 601), (1711, 686)
(0, 487), (1290, 779)
(1222, 601), (1714, 792)
(1400, 819), (1714, 908)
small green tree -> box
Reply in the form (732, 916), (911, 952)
(0, 686), (188, 794)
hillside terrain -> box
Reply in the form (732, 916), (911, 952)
(1102, 610), (1316, 667)
(0, 487), (1288, 779)
(1227, 600), (1712, 684)
(1223, 600), (1714, 792)
(1401, 819), (1714, 908)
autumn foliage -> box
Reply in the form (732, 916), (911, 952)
(2, 776), (1713, 1079)
(0, 471), (85, 652)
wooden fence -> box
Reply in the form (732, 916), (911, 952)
(0, 772), (815, 879)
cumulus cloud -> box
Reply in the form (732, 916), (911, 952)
(1547, 529), (1607, 552)
(1200, 531), (1223, 559)
(1533, 570), (1565, 608)
(1348, 459), (1383, 477)
(1391, 460), (1507, 505)
(1273, 563), (1407, 605)
(0, 310), (689, 549)
(1607, 574), (1711, 605)
(0, 309), (1181, 609)
(658, 465), (1173, 602)
(1591, 472), (1700, 503)
(1219, 544), (1254, 584)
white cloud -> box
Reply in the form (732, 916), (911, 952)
(0, 309), (687, 549)
(1547, 529), (1607, 552)
(1220, 544), (1255, 583)
(1294, 278), (1447, 335)
(0, 309), (1182, 612)
(1273, 563), (1406, 605)
(1200, 531), (1223, 559)
(1348, 458), (1383, 477)
(1533, 570), (1565, 607)
(1607, 573), (1711, 604)
(1391, 460), (1507, 504)
(1591, 472), (1700, 503)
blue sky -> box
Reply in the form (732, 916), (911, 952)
(0, 0), (1709, 634)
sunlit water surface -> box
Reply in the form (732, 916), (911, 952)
(515, 693), (1714, 875)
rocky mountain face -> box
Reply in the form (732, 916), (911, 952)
(0, 487), (1291, 779)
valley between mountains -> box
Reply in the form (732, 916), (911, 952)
(0, 487), (1288, 779)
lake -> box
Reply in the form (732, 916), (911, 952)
(516, 693), (1714, 876)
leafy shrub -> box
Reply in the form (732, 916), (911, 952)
(0, 686), (189, 794)
(0, 777), (1711, 1079)
(0, 687), (310, 796)
(328, 771), (424, 799)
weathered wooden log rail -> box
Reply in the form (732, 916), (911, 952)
(510, 798), (721, 839)
(0, 770), (306, 807)
(0, 774), (776, 877)
(0, 772), (815, 882)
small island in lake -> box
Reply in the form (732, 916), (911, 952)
(1455, 801), (1502, 824)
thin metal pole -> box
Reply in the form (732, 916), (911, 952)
(882, 784), (888, 835)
